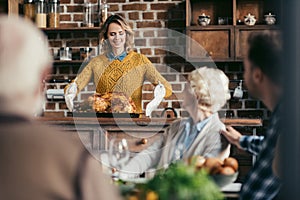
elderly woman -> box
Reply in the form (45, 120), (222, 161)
(65, 14), (172, 113)
(120, 66), (231, 177)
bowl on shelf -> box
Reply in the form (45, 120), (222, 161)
(198, 13), (211, 26)
(211, 172), (239, 188)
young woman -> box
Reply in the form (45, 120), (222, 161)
(65, 14), (172, 113)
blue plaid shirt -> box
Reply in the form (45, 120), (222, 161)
(239, 103), (282, 200)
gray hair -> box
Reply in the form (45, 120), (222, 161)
(0, 15), (52, 114)
(188, 67), (231, 113)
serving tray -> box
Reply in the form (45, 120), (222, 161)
(67, 112), (140, 118)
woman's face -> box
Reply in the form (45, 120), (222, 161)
(182, 82), (198, 115)
(107, 22), (126, 53)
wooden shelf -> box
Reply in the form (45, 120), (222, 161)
(186, 25), (233, 30)
(42, 27), (101, 33)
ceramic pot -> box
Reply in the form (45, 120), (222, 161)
(244, 13), (256, 26)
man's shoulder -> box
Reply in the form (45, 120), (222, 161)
(2, 121), (85, 152)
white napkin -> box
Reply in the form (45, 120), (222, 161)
(64, 82), (77, 112)
(145, 81), (166, 117)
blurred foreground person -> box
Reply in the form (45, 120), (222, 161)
(0, 15), (121, 200)
(220, 30), (283, 200)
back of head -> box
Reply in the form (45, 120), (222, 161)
(188, 67), (231, 113)
(247, 30), (283, 86)
(0, 15), (52, 116)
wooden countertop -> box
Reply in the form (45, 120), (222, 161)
(37, 116), (262, 127)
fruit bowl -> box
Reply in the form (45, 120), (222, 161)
(211, 172), (238, 188)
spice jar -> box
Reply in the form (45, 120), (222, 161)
(60, 47), (72, 61)
(23, 0), (35, 22)
(35, 0), (47, 28)
(83, 3), (94, 27)
(48, 0), (60, 28)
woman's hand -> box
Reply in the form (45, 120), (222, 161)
(220, 126), (243, 149)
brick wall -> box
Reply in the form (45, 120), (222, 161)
(43, 0), (270, 127)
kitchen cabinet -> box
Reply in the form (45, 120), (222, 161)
(235, 25), (280, 60)
(38, 117), (262, 153)
(186, 25), (234, 62)
(38, 117), (174, 153)
(186, 0), (282, 62)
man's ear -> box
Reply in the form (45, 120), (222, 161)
(252, 67), (264, 84)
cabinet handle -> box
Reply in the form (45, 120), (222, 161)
(137, 138), (148, 145)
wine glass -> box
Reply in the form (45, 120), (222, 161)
(108, 138), (130, 180)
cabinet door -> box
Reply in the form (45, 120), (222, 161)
(235, 25), (280, 60)
(186, 26), (234, 62)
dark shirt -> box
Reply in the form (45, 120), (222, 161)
(239, 103), (282, 200)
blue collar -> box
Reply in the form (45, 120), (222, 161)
(187, 116), (211, 132)
(107, 51), (127, 61)
(173, 116), (212, 160)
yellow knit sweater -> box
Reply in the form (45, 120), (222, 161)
(67, 51), (172, 113)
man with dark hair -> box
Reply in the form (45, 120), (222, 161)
(220, 30), (283, 200)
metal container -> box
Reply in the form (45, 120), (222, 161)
(46, 89), (65, 100)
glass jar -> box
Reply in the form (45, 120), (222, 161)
(35, 0), (47, 28)
(59, 47), (72, 61)
(80, 47), (93, 60)
(48, 0), (60, 28)
(83, 3), (93, 27)
(101, 1), (109, 23)
(23, 0), (35, 22)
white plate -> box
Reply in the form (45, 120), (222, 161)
(221, 183), (242, 192)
